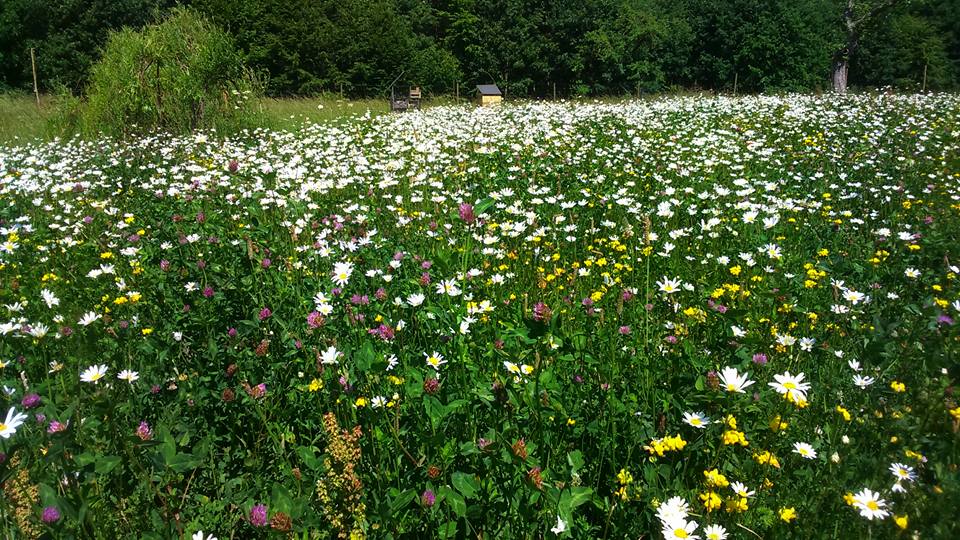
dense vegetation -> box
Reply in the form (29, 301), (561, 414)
(1, 0), (958, 97)
(71, 8), (261, 138)
(1, 95), (959, 538)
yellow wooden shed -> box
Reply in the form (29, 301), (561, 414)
(476, 84), (502, 106)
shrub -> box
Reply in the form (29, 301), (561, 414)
(74, 7), (261, 138)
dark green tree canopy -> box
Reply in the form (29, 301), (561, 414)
(1, 0), (956, 96)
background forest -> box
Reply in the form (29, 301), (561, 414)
(1, 0), (958, 98)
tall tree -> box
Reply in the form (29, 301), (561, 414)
(832, 0), (901, 93)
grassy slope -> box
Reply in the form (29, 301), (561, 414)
(0, 94), (52, 145)
(0, 94), (485, 145)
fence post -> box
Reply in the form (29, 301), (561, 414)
(922, 62), (927, 92)
(30, 48), (40, 108)
(733, 72), (738, 95)
(552, 81), (556, 100)
(455, 82), (459, 103)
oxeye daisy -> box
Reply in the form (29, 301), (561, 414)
(718, 366), (755, 393)
(0, 406), (28, 439)
(331, 261), (353, 286)
(851, 488), (890, 520)
(703, 524), (728, 540)
(656, 496), (690, 525)
(792, 441), (817, 459)
(117, 369), (139, 383)
(769, 371), (811, 403)
(682, 411), (710, 429)
(320, 346), (341, 365)
(425, 351), (446, 370)
(656, 276), (683, 294)
(80, 364), (109, 384)
(730, 481), (755, 498)
(661, 518), (700, 540)
(889, 463), (916, 483)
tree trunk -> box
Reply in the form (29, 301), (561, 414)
(833, 0), (857, 94)
(832, 57), (849, 94)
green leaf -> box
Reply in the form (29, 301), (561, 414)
(424, 395), (446, 429)
(297, 446), (322, 470)
(438, 520), (459, 539)
(271, 483), (293, 514)
(567, 486), (593, 509)
(451, 471), (480, 499)
(439, 486), (467, 517)
(390, 489), (418, 513)
(168, 453), (203, 473)
(95, 455), (122, 475)
(567, 450), (584, 473)
(356, 341), (376, 371)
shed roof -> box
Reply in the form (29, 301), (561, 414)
(476, 84), (502, 96)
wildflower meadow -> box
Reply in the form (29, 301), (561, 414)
(1, 94), (959, 538)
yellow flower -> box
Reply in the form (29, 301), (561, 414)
(890, 381), (906, 393)
(703, 469), (729, 488)
(722, 430), (748, 446)
(141, 328), (153, 336)
(779, 507), (797, 523)
(753, 451), (781, 468)
(950, 406), (960, 421)
(100, 251), (114, 259)
(769, 415), (788, 432)
(725, 496), (748, 513)
(308, 378), (322, 392)
(354, 397), (367, 408)
(729, 265), (742, 276)
(894, 515), (908, 530)
(617, 468), (633, 485)
(835, 406), (851, 422)
(699, 491), (722, 512)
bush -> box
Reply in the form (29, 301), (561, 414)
(69, 7), (261, 138)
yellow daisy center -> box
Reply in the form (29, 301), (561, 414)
(674, 529), (689, 539)
(867, 501), (879, 510)
(783, 381), (796, 389)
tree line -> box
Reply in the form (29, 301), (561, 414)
(1, 0), (958, 98)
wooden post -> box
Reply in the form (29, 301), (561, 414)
(30, 48), (40, 108)
(339, 82), (344, 98)
(552, 81), (556, 100)
(922, 62), (928, 92)
(455, 82), (459, 103)
(733, 72), (738, 95)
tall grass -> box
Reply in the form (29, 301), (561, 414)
(0, 94), (53, 145)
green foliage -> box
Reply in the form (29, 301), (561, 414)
(68, 8), (261, 138)
(4, 0), (960, 98)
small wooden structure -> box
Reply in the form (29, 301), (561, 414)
(390, 86), (422, 112)
(476, 84), (502, 106)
